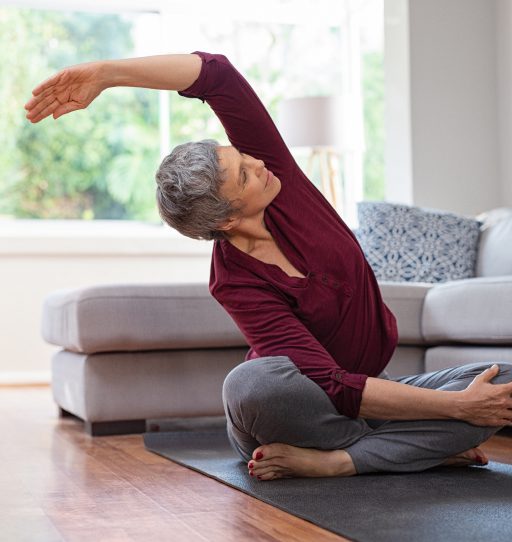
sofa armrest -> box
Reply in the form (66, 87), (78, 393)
(378, 281), (435, 344)
(41, 282), (247, 354)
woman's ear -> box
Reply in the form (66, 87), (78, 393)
(216, 215), (240, 232)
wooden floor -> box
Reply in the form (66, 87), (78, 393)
(2, 387), (512, 542)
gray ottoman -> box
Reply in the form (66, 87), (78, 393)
(42, 282), (249, 436)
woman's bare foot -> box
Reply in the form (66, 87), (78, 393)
(247, 442), (357, 481)
(440, 446), (489, 468)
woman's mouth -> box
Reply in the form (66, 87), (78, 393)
(266, 169), (273, 189)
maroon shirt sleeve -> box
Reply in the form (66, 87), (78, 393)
(178, 51), (295, 182)
(213, 282), (369, 419)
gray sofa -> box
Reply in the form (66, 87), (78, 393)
(41, 207), (512, 436)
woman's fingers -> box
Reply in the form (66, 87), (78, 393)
(26, 93), (59, 120)
(28, 99), (60, 123)
(504, 380), (512, 393)
(25, 86), (59, 114)
(32, 70), (68, 96)
(24, 93), (43, 112)
(25, 71), (69, 115)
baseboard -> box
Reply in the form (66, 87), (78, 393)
(0, 371), (51, 386)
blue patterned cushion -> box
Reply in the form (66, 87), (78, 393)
(354, 201), (483, 283)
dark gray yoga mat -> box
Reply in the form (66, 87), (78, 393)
(143, 427), (512, 542)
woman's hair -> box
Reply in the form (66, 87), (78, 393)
(155, 139), (243, 241)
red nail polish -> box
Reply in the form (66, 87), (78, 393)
(256, 452), (263, 460)
(249, 471), (254, 476)
(257, 475), (261, 479)
(248, 462), (254, 469)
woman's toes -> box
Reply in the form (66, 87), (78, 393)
(251, 462), (280, 477)
(249, 443), (284, 475)
(252, 445), (268, 461)
(251, 442), (288, 462)
(463, 447), (488, 464)
(257, 469), (284, 481)
(442, 447), (489, 467)
(247, 446), (273, 474)
(473, 447), (488, 464)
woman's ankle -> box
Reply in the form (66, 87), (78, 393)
(329, 449), (358, 477)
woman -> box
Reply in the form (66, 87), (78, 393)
(25, 51), (512, 481)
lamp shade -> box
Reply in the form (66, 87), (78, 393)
(277, 95), (346, 149)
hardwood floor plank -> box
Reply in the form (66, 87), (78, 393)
(230, 507), (349, 542)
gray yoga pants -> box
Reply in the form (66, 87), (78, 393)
(221, 356), (512, 474)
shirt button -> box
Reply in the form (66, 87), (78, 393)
(335, 372), (343, 381)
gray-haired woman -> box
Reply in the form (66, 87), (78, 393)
(25, 51), (512, 480)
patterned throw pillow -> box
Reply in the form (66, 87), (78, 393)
(353, 201), (483, 283)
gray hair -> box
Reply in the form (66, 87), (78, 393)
(155, 139), (243, 241)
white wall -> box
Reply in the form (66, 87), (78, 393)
(383, 0), (413, 205)
(497, 0), (512, 207)
(385, 0), (510, 216)
(0, 221), (212, 384)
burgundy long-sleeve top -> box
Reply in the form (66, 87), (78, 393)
(178, 51), (399, 419)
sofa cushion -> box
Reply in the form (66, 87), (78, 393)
(378, 281), (434, 344)
(51, 347), (247, 421)
(475, 208), (512, 277)
(424, 346), (512, 372)
(355, 201), (482, 283)
(42, 282), (247, 354)
(422, 276), (512, 343)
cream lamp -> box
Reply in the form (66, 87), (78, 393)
(277, 95), (347, 214)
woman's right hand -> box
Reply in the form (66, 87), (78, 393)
(24, 61), (108, 123)
(457, 364), (512, 427)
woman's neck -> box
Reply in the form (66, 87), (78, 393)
(224, 212), (273, 253)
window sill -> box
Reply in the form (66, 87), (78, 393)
(0, 219), (213, 256)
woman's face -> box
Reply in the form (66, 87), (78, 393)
(216, 145), (281, 226)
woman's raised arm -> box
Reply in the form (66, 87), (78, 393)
(24, 53), (202, 123)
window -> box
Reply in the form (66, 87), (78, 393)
(0, 0), (384, 227)
(0, 3), (164, 221)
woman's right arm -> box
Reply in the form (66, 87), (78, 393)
(360, 365), (512, 427)
(25, 53), (202, 123)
